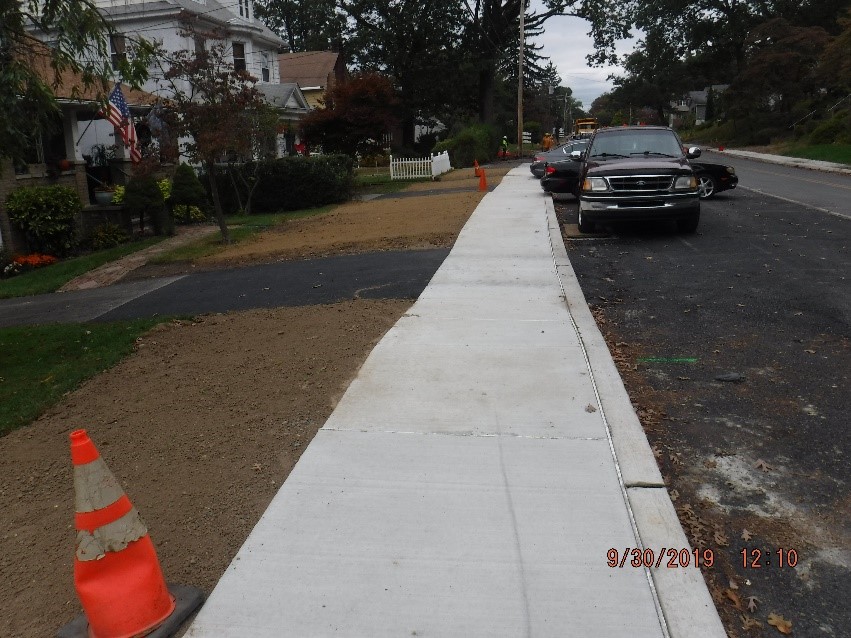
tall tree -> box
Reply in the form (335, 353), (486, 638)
(159, 31), (277, 243)
(460, 0), (631, 123)
(0, 0), (153, 162)
(338, 0), (468, 147)
(254, 0), (345, 52)
(300, 73), (399, 156)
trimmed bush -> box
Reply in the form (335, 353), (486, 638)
(5, 185), (80, 256)
(433, 123), (499, 167)
(209, 155), (355, 215)
(124, 175), (172, 235)
(90, 222), (130, 250)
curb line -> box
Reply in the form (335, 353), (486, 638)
(543, 194), (727, 638)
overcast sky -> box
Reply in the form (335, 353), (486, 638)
(530, 4), (637, 109)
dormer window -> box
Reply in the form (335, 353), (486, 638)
(238, 0), (250, 19)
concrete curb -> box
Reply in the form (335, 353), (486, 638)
(544, 195), (727, 638)
(709, 148), (851, 176)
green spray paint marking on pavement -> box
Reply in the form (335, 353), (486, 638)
(637, 357), (698, 363)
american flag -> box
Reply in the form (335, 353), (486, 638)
(102, 83), (142, 163)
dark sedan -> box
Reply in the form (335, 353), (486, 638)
(540, 153), (585, 196)
(530, 139), (588, 178)
(690, 162), (739, 199)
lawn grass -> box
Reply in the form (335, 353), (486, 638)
(151, 206), (335, 264)
(0, 318), (166, 436)
(780, 143), (851, 165)
(354, 172), (428, 195)
(0, 237), (164, 300)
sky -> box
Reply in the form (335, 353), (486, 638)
(530, 5), (637, 110)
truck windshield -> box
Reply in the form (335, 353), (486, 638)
(589, 131), (683, 159)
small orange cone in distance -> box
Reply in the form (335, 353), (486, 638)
(479, 168), (488, 192)
(70, 429), (175, 638)
(473, 159), (480, 177)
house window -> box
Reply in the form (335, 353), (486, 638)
(110, 34), (126, 70)
(238, 0), (250, 19)
(232, 42), (246, 72)
(261, 53), (270, 82)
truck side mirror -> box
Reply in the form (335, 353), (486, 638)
(570, 150), (584, 160)
(687, 146), (702, 159)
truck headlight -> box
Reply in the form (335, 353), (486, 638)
(674, 175), (697, 190)
(583, 177), (609, 192)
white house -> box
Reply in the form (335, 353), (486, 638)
(75, 0), (309, 159)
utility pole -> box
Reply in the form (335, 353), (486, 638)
(517, 1), (525, 160)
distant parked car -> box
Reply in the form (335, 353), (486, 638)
(690, 162), (738, 199)
(530, 139), (588, 178)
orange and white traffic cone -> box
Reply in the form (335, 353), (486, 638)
(59, 429), (202, 638)
(478, 168), (488, 192)
(473, 160), (481, 177)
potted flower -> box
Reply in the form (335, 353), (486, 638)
(93, 183), (117, 205)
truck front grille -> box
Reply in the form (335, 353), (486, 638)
(608, 175), (674, 192)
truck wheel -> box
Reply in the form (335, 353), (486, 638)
(578, 210), (595, 233)
(677, 212), (700, 233)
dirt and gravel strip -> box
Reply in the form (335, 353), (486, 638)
(0, 165), (513, 637)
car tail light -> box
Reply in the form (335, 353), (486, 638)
(545, 165), (556, 175)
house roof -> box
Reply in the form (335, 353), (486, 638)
(256, 82), (309, 111)
(101, 0), (284, 47)
(24, 41), (158, 107)
(278, 51), (339, 89)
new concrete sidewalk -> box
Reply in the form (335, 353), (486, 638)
(186, 167), (725, 638)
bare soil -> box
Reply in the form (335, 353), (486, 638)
(0, 166), (511, 637)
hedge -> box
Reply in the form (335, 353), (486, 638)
(5, 185), (80, 255)
(434, 124), (500, 167)
(208, 155), (354, 214)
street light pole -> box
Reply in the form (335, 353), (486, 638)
(517, 2), (525, 160)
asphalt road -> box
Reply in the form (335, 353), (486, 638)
(557, 180), (849, 635)
(0, 248), (449, 327)
(703, 149), (851, 219)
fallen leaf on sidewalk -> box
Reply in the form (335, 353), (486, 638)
(725, 588), (744, 611)
(741, 529), (753, 541)
(755, 459), (772, 472)
(746, 596), (759, 612)
(729, 578), (739, 590)
(585, 404), (597, 413)
(714, 531), (730, 547)
(768, 613), (793, 634)
(741, 615), (762, 630)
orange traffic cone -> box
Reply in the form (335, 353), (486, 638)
(59, 430), (203, 638)
(479, 168), (488, 192)
(473, 160), (481, 177)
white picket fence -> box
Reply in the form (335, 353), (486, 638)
(389, 150), (452, 180)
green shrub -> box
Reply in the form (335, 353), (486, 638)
(90, 222), (130, 250)
(433, 123), (499, 166)
(752, 128), (779, 146)
(810, 113), (849, 145)
(124, 175), (172, 236)
(5, 185), (80, 256)
(169, 164), (208, 223)
(209, 155), (354, 215)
